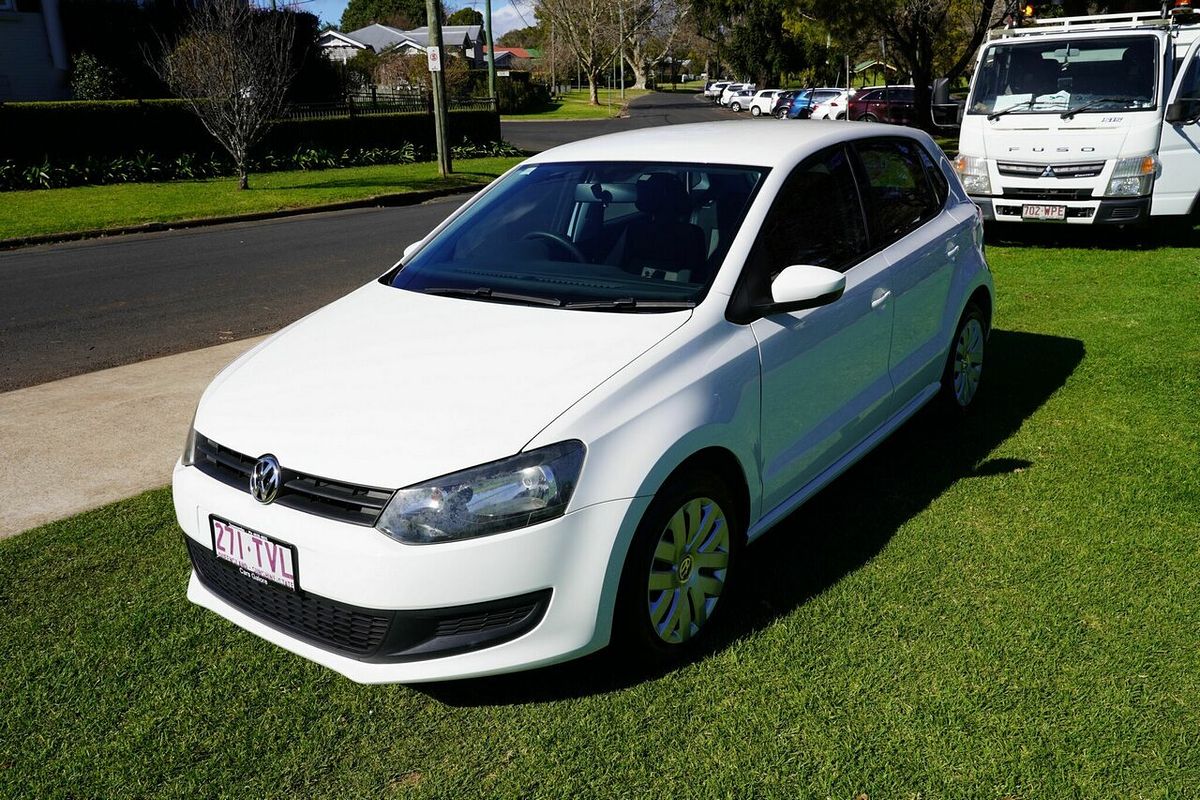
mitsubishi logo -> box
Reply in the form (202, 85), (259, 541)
(1041, 166), (1057, 177)
(250, 454), (282, 504)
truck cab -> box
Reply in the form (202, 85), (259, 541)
(954, 11), (1200, 225)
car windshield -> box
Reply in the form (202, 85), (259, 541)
(389, 161), (768, 310)
(969, 36), (1157, 115)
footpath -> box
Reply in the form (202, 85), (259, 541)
(0, 337), (263, 538)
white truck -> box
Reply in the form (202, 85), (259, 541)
(953, 10), (1200, 225)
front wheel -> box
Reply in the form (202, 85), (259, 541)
(614, 469), (741, 659)
(731, 102), (742, 112)
(941, 304), (987, 409)
(751, 105), (761, 116)
(861, 113), (879, 123)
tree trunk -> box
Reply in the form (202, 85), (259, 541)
(630, 58), (650, 90)
(238, 165), (249, 190)
(587, 71), (600, 104)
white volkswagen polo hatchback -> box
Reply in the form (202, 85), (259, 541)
(174, 122), (993, 683)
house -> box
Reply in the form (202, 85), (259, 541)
(319, 24), (485, 68)
(0, 0), (69, 100)
(481, 46), (538, 70)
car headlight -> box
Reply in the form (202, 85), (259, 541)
(376, 441), (586, 544)
(952, 154), (992, 195)
(1106, 154), (1158, 197)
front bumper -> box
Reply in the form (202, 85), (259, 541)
(174, 462), (648, 683)
(974, 195), (1152, 225)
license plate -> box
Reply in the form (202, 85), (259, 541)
(210, 516), (299, 592)
(1022, 203), (1067, 221)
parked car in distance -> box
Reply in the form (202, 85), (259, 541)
(174, 121), (994, 683)
(720, 83), (755, 106)
(728, 88), (756, 112)
(786, 88), (844, 119)
(748, 89), (782, 116)
(772, 89), (802, 118)
(810, 89), (855, 120)
(847, 85), (917, 124)
(705, 80), (731, 99)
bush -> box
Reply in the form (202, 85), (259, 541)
(0, 100), (500, 186)
(69, 52), (122, 100)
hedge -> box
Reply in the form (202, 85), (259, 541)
(0, 100), (500, 166)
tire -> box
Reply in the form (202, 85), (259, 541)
(941, 304), (987, 410)
(836, 112), (846, 120)
(613, 468), (742, 660)
(731, 102), (742, 112)
(751, 106), (761, 116)
(862, 113), (879, 123)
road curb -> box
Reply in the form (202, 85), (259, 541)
(0, 185), (478, 252)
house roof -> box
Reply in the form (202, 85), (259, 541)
(484, 46), (533, 59)
(344, 24), (413, 53)
(318, 30), (369, 50)
(329, 23), (482, 56)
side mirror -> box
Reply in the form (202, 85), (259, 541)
(1166, 99), (1199, 124)
(402, 241), (422, 260)
(767, 264), (846, 314)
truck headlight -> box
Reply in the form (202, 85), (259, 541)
(376, 441), (586, 544)
(1106, 155), (1158, 197)
(952, 154), (992, 195)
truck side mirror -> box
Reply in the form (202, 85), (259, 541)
(1166, 99), (1199, 124)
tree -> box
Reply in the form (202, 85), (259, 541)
(689, 0), (805, 86)
(158, 0), (296, 190)
(499, 24), (547, 49)
(536, 0), (667, 104)
(798, 0), (999, 129)
(70, 52), (121, 100)
(624, 0), (690, 89)
(375, 51), (472, 96)
(446, 7), (484, 25)
(340, 0), (428, 32)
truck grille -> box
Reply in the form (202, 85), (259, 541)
(997, 161), (1105, 179)
(193, 433), (393, 526)
(1001, 187), (1094, 201)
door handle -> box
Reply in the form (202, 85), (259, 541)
(871, 289), (892, 309)
(946, 243), (961, 259)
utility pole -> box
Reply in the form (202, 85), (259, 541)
(426, 0), (451, 175)
(618, 2), (624, 100)
(483, 0), (497, 107)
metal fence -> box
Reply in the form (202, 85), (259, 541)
(281, 92), (497, 122)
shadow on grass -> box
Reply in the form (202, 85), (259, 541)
(421, 328), (1084, 707)
(985, 218), (1200, 250)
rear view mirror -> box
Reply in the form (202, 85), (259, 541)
(1166, 99), (1200, 124)
(768, 264), (846, 314)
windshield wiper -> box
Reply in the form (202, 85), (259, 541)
(564, 297), (696, 311)
(423, 286), (563, 307)
(987, 99), (1038, 121)
(1060, 96), (1137, 119)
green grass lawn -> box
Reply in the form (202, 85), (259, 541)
(2, 233), (1199, 797)
(0, 158), (523, 241)
(501, 87), (651, 121)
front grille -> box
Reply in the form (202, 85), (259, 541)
(186, 536), (553, 662)
(187, 537), (392, 655)
(193, 433), (393, 526)
(997, 161), (1105, 178)
(1001, 187), (1094, 201)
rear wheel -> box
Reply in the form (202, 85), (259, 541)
(731, 102), (742, 112)
(614, 469), (741, 659)
(836, 112), (847, 120)
(861, 112), (879, 123)
(941, 304), (987, 410)
(751, 105), (762, 116)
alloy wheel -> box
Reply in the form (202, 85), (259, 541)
(953, 317), (984, 406)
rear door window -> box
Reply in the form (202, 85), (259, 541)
(854, 139), (942, 245)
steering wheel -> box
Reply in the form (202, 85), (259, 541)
(523, 231), (587, 263)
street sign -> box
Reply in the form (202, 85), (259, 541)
(427, 47), (442, 72)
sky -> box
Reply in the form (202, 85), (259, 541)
(303, 0), (537, 37)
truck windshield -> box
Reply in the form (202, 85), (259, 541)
(969, 36), (1158, 116)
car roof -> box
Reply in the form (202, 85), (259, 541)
(524, 120), (934, 169)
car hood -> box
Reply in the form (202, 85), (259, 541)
(196, 281), (690, 490)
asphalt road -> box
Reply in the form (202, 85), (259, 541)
(0, 91), (728, 392)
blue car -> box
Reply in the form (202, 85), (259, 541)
(787, 88), (844, 119)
